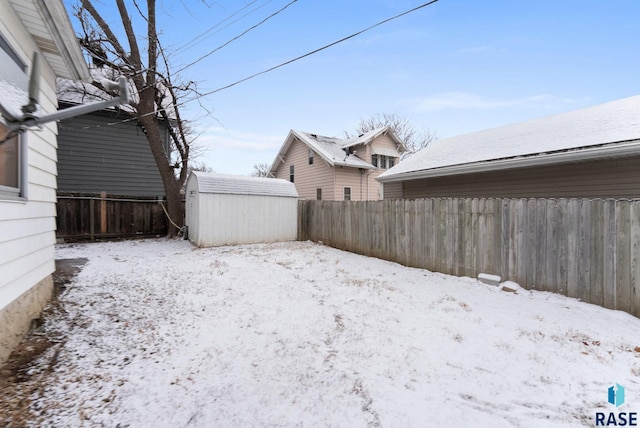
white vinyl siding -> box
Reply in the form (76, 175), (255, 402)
(274, 137), (334, 200)
(0, 5), (59, 312)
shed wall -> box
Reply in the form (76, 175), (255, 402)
(398, 156), (640, 199)
(191, 193), (298, 247)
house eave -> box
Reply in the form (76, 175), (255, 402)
(377, 139), (640, 183)
(11, 0), (91, 81)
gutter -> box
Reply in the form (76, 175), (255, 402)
(377, 139), (640, 183)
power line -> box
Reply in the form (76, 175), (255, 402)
(195, 0), (440, 97)
(174, 0), (270, 52)
(60, 0), (441, 131)
(174, 0), (299, 75)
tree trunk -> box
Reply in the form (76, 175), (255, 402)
(139, 115), (184, 237)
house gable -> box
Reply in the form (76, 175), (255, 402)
(270, 127), (405, 201)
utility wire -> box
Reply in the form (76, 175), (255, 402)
(195, 0), (440, 97)
(174, 0), (298, 75)
(174, 0), (268, 52)
(57, 0), (440, 131)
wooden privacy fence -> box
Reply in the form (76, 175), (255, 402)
(56, 192), (170, 241)
(298, 198), (640, 317)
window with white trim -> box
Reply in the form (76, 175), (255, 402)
(0, 32), (27, 199)
(343, 187), (351, 201)
(308, 148), (314, 165)
(372, 154), (397, 170)
(289, 165), (294, 183)
(0, 122), (23, 199)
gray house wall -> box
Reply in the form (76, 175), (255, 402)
(56, 104), (168, 196)
(395, 155), (640, 199)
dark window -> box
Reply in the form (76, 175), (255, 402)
(308, 148), (314, 165)
(316, 188), (322, 200)
(343, 187), (351, 201)
(371, 154), (378, 168)
(388, 157), (395, 168)
(0, 123), (21, 197)
(289, 165), (294, 183)
(379, 155), (387, 169)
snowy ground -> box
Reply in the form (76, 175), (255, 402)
(3, 238), (640, 427)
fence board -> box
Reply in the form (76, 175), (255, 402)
(616, 201), (631, 313)
(603, 200), (617, 309)
(535, 199), (548, 291)
(578, 200), (592, 303)
(567, 199), (580, 299)
(590, 200), (605, 307)
(56, 193), (170, 241)
(631, 201), (640, 317)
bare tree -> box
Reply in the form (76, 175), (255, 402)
(71, 0), (203, 237)
(348, 113), (436, 159)
(251, 162), (271, 177)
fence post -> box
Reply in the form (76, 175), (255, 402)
(100, 191), (107, 235)
(90, 197), (95, 241)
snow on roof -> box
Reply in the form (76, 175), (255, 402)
(57, 67), (139, 114)
(293, 130), (375, 169)
(190, 171), (298, 198)
(380, 95), (640, 181)
(0, 79), (32, 121)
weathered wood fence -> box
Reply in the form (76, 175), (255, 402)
(298, 198), (640, 317)
(56, 192), (170, 241)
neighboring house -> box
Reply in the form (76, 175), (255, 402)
(0, 0), (90, 362)
(56, 80), (170, 197)
(269, 126), (405, 201)
(378, 96), (640, 199)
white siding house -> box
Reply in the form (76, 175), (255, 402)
(0, 0), (90, 362)
(186, 172), (299, 247)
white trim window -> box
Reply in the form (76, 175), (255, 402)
(0, 32), (27, 200)
(0, 122), (24, 199)
(372, 154), (396, 170)
(343, 187), (351, 201)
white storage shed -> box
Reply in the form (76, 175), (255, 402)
(185, 171), (299, 247)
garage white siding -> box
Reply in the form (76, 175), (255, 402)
(186, 172), (298, 247)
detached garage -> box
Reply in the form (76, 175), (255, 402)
(185, 171), (299, 247)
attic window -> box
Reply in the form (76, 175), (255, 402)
(308, 148), (314, 165)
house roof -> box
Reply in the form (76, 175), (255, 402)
(189, 171), (298, 198)
(269, 126), (405, 174)
(378, 95), (640, 183)
(8, 0), (90, 82)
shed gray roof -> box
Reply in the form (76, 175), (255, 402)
(190, 171), (298, 198)
(378, 95), (640, 182)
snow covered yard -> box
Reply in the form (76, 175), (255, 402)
(2, 238), (640, 427)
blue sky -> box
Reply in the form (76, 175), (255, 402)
(66, 0), (640, 175)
